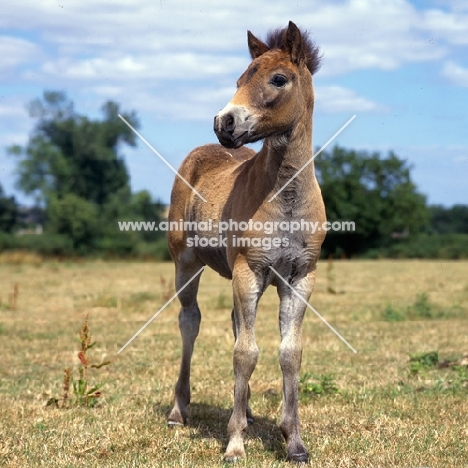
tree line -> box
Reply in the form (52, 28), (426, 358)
(1, 91), (467, 259)
(1, 91), (168, 258)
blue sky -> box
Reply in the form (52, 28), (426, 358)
(1, 0), (467, 207)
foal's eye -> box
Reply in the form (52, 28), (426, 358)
(270, 74), (288, 88)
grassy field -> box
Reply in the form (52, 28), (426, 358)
(0, 258), (467, 467)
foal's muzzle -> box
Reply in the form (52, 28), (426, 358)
(214, 105), (254, 149)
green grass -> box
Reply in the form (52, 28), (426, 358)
(382, 303), (407, 322)
(299, 372), (339, 399)
(121, 291), (159, 309)
(382, 291), (466, 321)
(409, 350), (439, 373)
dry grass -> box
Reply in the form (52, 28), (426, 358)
(0, 259), (467, 467)
(0, 250), (43, 266)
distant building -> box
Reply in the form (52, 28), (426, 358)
(391, 228), (409, 239)
(16, 206), (45, 235)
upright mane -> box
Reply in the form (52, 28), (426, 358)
(265, 26), (322, 75)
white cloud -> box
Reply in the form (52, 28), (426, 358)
(307, 0), (448, 76)
(0, 99), (31, 147)
(2, 0), (465, 82)
(34, 53), (247, 83)
(441, 61), (468, 87)
(0, 103), (28, 119)
(88, 84), (237, 122)
(0, 36), (41, 74)
(315, 86), (386, 114)
(420, 8), (468, 45)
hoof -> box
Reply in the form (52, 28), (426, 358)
(167, 420), (184, 428)
(167, 406), (186, 427)
(287, 451), (309, 464)
(223, 445), (245, 463)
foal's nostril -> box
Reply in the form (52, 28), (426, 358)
(223, 113), (235, 134)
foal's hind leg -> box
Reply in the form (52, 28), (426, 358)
(168, 254), (204, 426)
(277, 271), (316, 463)
(231, 308), (254, 425)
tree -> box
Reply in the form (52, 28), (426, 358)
(6, 91), (145, 251)
(315, 146), (428, 256)
(47, 193), (99, 250)
(428, 205), (468, 234)
(0, 184), (17, 233)
(130, 190), (166, 242)
(8, 91), (139, 206)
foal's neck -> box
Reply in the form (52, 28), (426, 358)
(261, 115), (316, 207)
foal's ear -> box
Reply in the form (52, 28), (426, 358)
(284, 21), (304, 65)
(247, 31), (269, 59)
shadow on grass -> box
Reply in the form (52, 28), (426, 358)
(153, 402), (286, 461)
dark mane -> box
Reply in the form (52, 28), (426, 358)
(266, 26), (322, 75)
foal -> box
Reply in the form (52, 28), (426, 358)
(167, 21), (326, 462)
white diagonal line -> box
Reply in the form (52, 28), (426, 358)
(268, 115), (356, 202)
(118, 114), (207, 202)
(117, 266), (205, 354)
(269, 266), (357, 353)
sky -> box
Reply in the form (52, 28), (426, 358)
(1, 0), (467, 207)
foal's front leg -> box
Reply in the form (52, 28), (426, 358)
(277, 271), (316, 463)
(224, 261), (261, 462)
(230, 308), (254, 425)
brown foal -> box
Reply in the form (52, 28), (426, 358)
(167, 21), (326, 462)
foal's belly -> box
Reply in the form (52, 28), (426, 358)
(194, 243), (233, 279)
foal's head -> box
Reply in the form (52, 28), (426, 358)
(214, 21), (321, 149)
